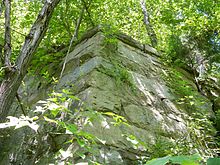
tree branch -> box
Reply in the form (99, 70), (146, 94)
(3, 0), (12, 67)
(16, 0), (61, 76)
(16, 92), (26, 116)
(0, 45), (3, 65)
(0, 0), (61, 122)
(0, 24), (29, 37)
(73, 7), (85, 40)
(140, 0), (157, 47)
(60, 6), (85, 79)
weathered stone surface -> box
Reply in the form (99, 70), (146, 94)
(0, 28), (216, 165)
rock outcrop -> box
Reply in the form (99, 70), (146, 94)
(0, 28), (217, 164)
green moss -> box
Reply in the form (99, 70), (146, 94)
(98, 59), (136, 92)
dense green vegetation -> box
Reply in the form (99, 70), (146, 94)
(0, 0), (220, 164)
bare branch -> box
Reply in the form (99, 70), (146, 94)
(73, 7), (85, 39)
(3, 0), (12, 67)
(140, 0), (157, 47)
(140, 0), (149, 24)
(60, 6), (85, 79)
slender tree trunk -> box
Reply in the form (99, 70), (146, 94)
(0, 0), (61, 122)
(0, 73), (23, 122)
(60, 6), (85, 78)
(4, 0), (12, 67)
(140, 0), (157, 47)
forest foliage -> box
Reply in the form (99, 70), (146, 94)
(0, 0), (220, 164)
(0, 0), (219, 75)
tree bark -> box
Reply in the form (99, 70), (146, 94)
(140, 0), (157, 48)
(4, 0), (12, 67)
(0, 1), (3, 17)
(0, 0), (61, 122)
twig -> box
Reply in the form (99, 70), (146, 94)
(10, 27), (27, 37)
(0, 24), (27, 37)
(0, 44), (3, 64)
(59, 6), (85, 79)
(16, 92), (27, 116)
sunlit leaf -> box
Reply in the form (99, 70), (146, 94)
(65, 123), (78, 134)
(43, 116), (57, 124)
(75, 137), (85, 148)
(170, 154), (201, 165)
(145, 156), (170, 165)
(34, 106), (45, 113)
(190, 101), (195, 105)
(59, 149), (72, 160)
(77, 152), (86, 159)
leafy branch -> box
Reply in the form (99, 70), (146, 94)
(0, 0), (61, 122)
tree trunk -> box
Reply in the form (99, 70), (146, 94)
(60, 6), (85, 78)
(140, 0), (157, 48)
(0, 0), (60, 122)
(0, 74), (22, 122)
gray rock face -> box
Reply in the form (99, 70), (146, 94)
(0, 30), (216, 164)
(55, 31), (214, 163)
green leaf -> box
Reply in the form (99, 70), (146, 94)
(65, 123), (78, 134)
(207, 158), (220, 165)
(170, 154), (201, 165)
(48, 97), (58, 102)
(145, 156), (170, 165)
(69, 95), (80, 101)
(51, 109), (59, 117)
(103, 112), (116, 116)
(145, 154), (202, 165)
(77, 138), (85, 147)
(78, 130), (95, 139)
(76, 152), (86, 159)
(43, 116), (57, 124)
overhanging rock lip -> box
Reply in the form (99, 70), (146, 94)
(76, 25), (160, 57)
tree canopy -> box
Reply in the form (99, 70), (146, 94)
(1, 0), (219, 69)
(0, 0), (220, 163)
